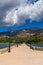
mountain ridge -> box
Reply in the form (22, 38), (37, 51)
(0, 28), (43, 37)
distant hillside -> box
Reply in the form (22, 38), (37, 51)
(16, 30), (34, 38)
(24, 28), (42, 33)
(0, 30), (20, 36)
(35, 30), (43, 37)
(40, 30), (43, 36)
(0, 28), (43, 38)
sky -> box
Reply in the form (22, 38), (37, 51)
(0, 0), (43, 32)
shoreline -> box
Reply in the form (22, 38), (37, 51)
(0, 43), (43, 54)
(0, 45), (17, 54)
(26, 43), (43, 51)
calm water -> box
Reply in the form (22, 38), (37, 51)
(31, 43), (43, 47)
(0, 43), (17, 49)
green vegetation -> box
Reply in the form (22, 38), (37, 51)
(0, 34), (43, 44)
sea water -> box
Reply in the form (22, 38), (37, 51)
(0, 43), (17, 49)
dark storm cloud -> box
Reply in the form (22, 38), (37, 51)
(0, 0), (29, 26)
(0, 0), (41, 26)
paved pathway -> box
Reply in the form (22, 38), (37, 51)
(0, 43), (43, 65)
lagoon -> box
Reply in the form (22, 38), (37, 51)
(31, 43), (43, 47)
(30, 43), (43, 50)
(0, 43), (16, 49)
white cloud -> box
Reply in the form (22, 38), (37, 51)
(4, 0), (43, 26)
(4, 10), (18, 26)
